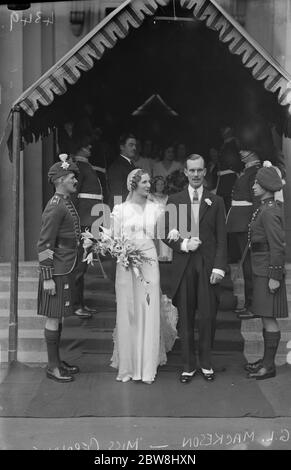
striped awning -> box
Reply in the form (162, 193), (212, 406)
(3, 0), (291, 145)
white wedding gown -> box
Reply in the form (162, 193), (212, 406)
(110, 200), (178, 382)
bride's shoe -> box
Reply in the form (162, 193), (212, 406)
(116, 376), (131, 383)
(142, 380), (154, 385)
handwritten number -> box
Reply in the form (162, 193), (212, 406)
(20, 14), (32, 25)
(35, 12), (42, 23)
(10, 12), (19, 32)
(43, 13), (54, 25)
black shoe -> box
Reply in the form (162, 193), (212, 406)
(83, 305), (98, 314)
(74, 308), (92, 319)
(244, 359), (263, 373)
(180, 371), (196, 384)
(46, 366), (74, 383)
(199, 369), (215, 381)
(61, 361), (80, 374)
(247, 366), (276, 380)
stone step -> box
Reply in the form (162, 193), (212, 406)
(0, 260), (111, 277)
(0, 290), (117, 309)
(241, 317), (291, 332)
(0, 327), (244, 355)
(0, 276), (114, 293)
(0, 311), (241, 331)
(0, 262), (38, 277)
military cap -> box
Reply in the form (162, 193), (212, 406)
(48, 154), (79, 184)
(256, 161), (283, 192)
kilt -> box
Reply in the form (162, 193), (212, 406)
(37, 271), (75, 319)
(251, 275), (288, 318)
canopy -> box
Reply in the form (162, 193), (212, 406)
(132, 94), (179, 116)
(2, 0), (291, 150)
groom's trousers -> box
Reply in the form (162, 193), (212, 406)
(175, 250), (219, 371)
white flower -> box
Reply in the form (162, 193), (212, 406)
(81, 229), (94, 239)
(133, 266), (140, 278)
(83, 238), (94, 250)
(83, 252), (94, 265)
(205, 198), (212, 206)
(263, 160), (272, 168)
(167, 229), (180, 241)
(59, 153), (70, 170)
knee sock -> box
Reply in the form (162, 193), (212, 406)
(262, 330), (281, 369)
(44, 328), (60, 369)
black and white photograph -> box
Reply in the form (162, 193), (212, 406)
(0, 0), (291, 455)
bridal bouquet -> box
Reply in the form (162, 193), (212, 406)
(81, 228), (155, 304)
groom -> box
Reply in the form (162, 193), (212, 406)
(163, 154), (227, 383)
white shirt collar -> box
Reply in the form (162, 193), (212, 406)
(188, 184), (204, 201)
(120, 154), (132, 165)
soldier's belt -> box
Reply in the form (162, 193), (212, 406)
(78, 193), (103, 200)
(56, 237), (79, 249)
(217, 170), (236, 176)
(231, 200), (253, 206)
(251, 242), (270, 252)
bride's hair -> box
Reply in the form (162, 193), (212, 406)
(127, 168), (148, 192)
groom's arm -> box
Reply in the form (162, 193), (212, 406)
(161, 196), (189, 254)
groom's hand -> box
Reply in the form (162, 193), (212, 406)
(187, 237), (201, 252)
(210, 272), (224, 284)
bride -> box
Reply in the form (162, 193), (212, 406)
(110, 168), (177, 384)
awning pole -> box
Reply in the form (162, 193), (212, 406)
(8, 105), (21, 364)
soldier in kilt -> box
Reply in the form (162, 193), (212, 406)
(245, 162), (288, 380)
(37, 154), (81, 382)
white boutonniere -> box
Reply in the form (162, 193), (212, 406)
(205, 198), (212, 206)
(167, 229), (180, 241)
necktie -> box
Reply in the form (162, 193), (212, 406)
(192, 189), (199, 204)
(191, 189), (199, 237)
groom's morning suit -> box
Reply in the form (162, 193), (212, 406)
(163, 185), (227, 371)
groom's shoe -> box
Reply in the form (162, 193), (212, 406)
(180, 370), (196, 384)
(199, 368), (215, 382)
(46, 366), (74, 383)
(61, 361), (80, 374)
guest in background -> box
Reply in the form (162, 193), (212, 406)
(107, 133), (136, 209)
(58, 120), (75, 156)
(205, 147), (219, 191)
(245, 163), (288, 380)
(153, 143), (182, 179)
(148, 176), (172, 262)
(134, 139), (153, 176)
(148, 176), (168, 205)
(176, 142), (187, 164)
(72, 135), (103, 319)
(226, 150), (261, 319)
(216, 126), (243, 212)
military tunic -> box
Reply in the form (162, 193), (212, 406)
(226, 162), (261, 233)
(37, 193), (81, 318)
(249, 198), (288, 318)
(74, 157), (103, 228)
